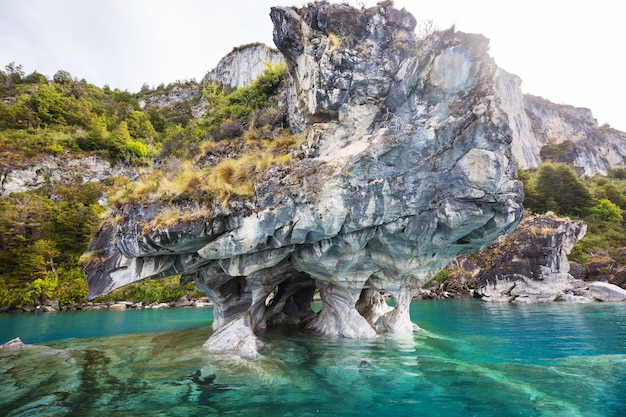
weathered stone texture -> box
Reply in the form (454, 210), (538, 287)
(85, 2), (524, 357)
(203, 43), (284, 89)
(476, 215), (588, 303)
(495, 70), (626, 176)
(0, 155), (132, 198)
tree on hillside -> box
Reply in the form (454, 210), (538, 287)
(591, 180), (626, 210)
(534, 162), (592, 216)
(1, 94), (38, 128)
(125, 110), (157, 142)
(589, 199), (623, 222)
(109, 121), (133, 154)
(24, 71), (47, 85)
(53, 70), (73, 85)
(30, 84), (68, 126)
(3, 62), (24, 90)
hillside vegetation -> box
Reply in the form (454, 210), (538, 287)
(0, 61), (298, 308)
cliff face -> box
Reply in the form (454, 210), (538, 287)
(137, 44), (285, 121)
(0, 155), (132, 198)
(203, 43), (284, 88)
(495, 70), (626, 176)
(433, 214), (626, 303)
(523, 95), (626, 176)
(85, 2), (523, 357)
(476, 215), (587, 303)
(494, 70), (542, 169)
(138, 83), (207, 119)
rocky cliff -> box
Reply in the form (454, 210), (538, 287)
(0, 155), (132, 198)
(495, 70), (626, 176)
(136, 44), (285, 122)
(431, 214), (626, 303)
(475, 215), (587, 303)
(84, 2), (523, 357)
(203, 43), (284, 88)
(138, 83), (207, 119)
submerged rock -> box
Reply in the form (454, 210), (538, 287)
(84, 2), (523, 356)
(0, 337), (26, 349)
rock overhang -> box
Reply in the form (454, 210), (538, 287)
(84, 1), (524, 357)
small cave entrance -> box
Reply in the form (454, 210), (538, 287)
(355, 283), (394, 329)
(262, 272), (318, 329)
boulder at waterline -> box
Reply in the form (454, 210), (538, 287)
(588, 282), (626, 302)
(0, 337), (26, 349)
(475, 214), (588, 303)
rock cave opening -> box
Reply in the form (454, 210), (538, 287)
(262, 272), (318, 329)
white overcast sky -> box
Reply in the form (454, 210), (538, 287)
(0, 0), (624, 130)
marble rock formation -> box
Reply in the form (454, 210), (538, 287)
(495, 69), (626, 176)
(203, 43), (284, 89)
(476, 215), (587, 303)
(85, 2), (523, 357)
(587, 281), (626, 302)
(0, 155), (132, 198)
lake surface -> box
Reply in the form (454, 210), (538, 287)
(1, 299), (625, 416)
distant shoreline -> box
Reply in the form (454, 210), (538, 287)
(0, 295), (213, 314)
(0, 291), (460, 314)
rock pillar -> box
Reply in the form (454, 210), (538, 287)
(308, 279), (377, 338)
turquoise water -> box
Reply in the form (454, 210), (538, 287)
(0, 307), (214, 344)
(1, 299), (625, 416)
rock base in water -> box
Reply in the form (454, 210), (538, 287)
(588, 282), (626, 302)
(84, 2), (523, 357)
(469, 215), (587, 303)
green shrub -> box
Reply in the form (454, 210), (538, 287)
(48, 142), (64, 154)
(608, 167), (626, 180)
(430, 269), (451, 284)
(30, 84), (69, 126)
(202, 63), (286, 135)
(0, 179), (105, 307)
(532, 162), (592, 216)
(92, 276), (203, 304)
(539, 141), (572, 161)
(569, 243), (588, 264)
(125, 109), (157, 142)
(126, 140), (148, 158)
(589, 199), (623, 222)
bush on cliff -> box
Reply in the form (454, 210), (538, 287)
(108, 63), (293, 211)
(522, 162), (593, 216)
